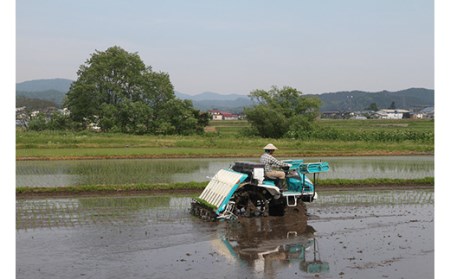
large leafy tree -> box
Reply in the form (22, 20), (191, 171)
(65, 46), (206, 134)
(244, 86), (321, 138)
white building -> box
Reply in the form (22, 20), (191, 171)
(208, 110), (239, 120)
(375, 109), (410, 119)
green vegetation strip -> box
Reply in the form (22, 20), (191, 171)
(319, 177), (434, 187)
(16, 178), (433, 196)
(16, 182), (208, 195)
(15, 119), (434, 159)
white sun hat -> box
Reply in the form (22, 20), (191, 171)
(263, 143), (278, 150)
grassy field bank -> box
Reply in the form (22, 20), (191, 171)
(16, 177), (434, 197)
(16, 119), (434, 160)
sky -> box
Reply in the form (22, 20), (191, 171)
(15, 0), (435, 95)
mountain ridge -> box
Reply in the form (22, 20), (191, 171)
(16, 78), (74, 92)
(16, 79), (434, 112)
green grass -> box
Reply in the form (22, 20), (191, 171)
(16, 177), (434, 196)
(319, 177), (434, 186)
(16, 119), (434, 159)
(317, 118), (433, 131)
(16, 181), (208, 195)
(16, 139), (433, 159)
(303, 119), (434, 142)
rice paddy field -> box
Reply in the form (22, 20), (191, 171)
(16, 189), (434, 279)
(16, 156), (434, 191)
(14, 118), (437, 278)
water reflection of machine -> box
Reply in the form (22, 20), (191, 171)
(212, 217), (329, 277)
(300, 238), (329, 274)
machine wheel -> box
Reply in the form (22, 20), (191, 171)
(231, 185), (269, 217)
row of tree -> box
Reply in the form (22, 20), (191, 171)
(25, 46), (321, 138)
(244, 86), (320, 138)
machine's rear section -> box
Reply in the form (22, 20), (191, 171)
(191, 159), (329, 221)
(191, 169), (248, 221)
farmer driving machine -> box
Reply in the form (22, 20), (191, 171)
(191, 159), (329, 221)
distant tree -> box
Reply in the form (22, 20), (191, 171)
(27, 111), (79, 131)
(16, 96), (58, 111)
(194, 111), (212, 133)
(366, 103), (378, 111)
(47, 111), (77, 130)
(389, 101), (396, 109)
(244, 86), (321, 138)
(65, 46), (207, 134)
(27, 113), (48, 131)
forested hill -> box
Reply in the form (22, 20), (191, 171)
(16, 89), (66, 107)
(16, 79), (72, 108)
(317, 88), (434, 111)
(16, 79), (433, 112)
(16, 78), (73, 92)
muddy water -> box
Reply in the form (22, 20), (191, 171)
(16, 189), (434, 279)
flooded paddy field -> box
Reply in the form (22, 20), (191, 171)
(16, 156), (434, 187)
(16, 189), (434, 279)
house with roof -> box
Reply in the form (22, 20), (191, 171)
(374, 109), (410, 119)
(208, 110), (240, 120)
(419, 107), (434, 119)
